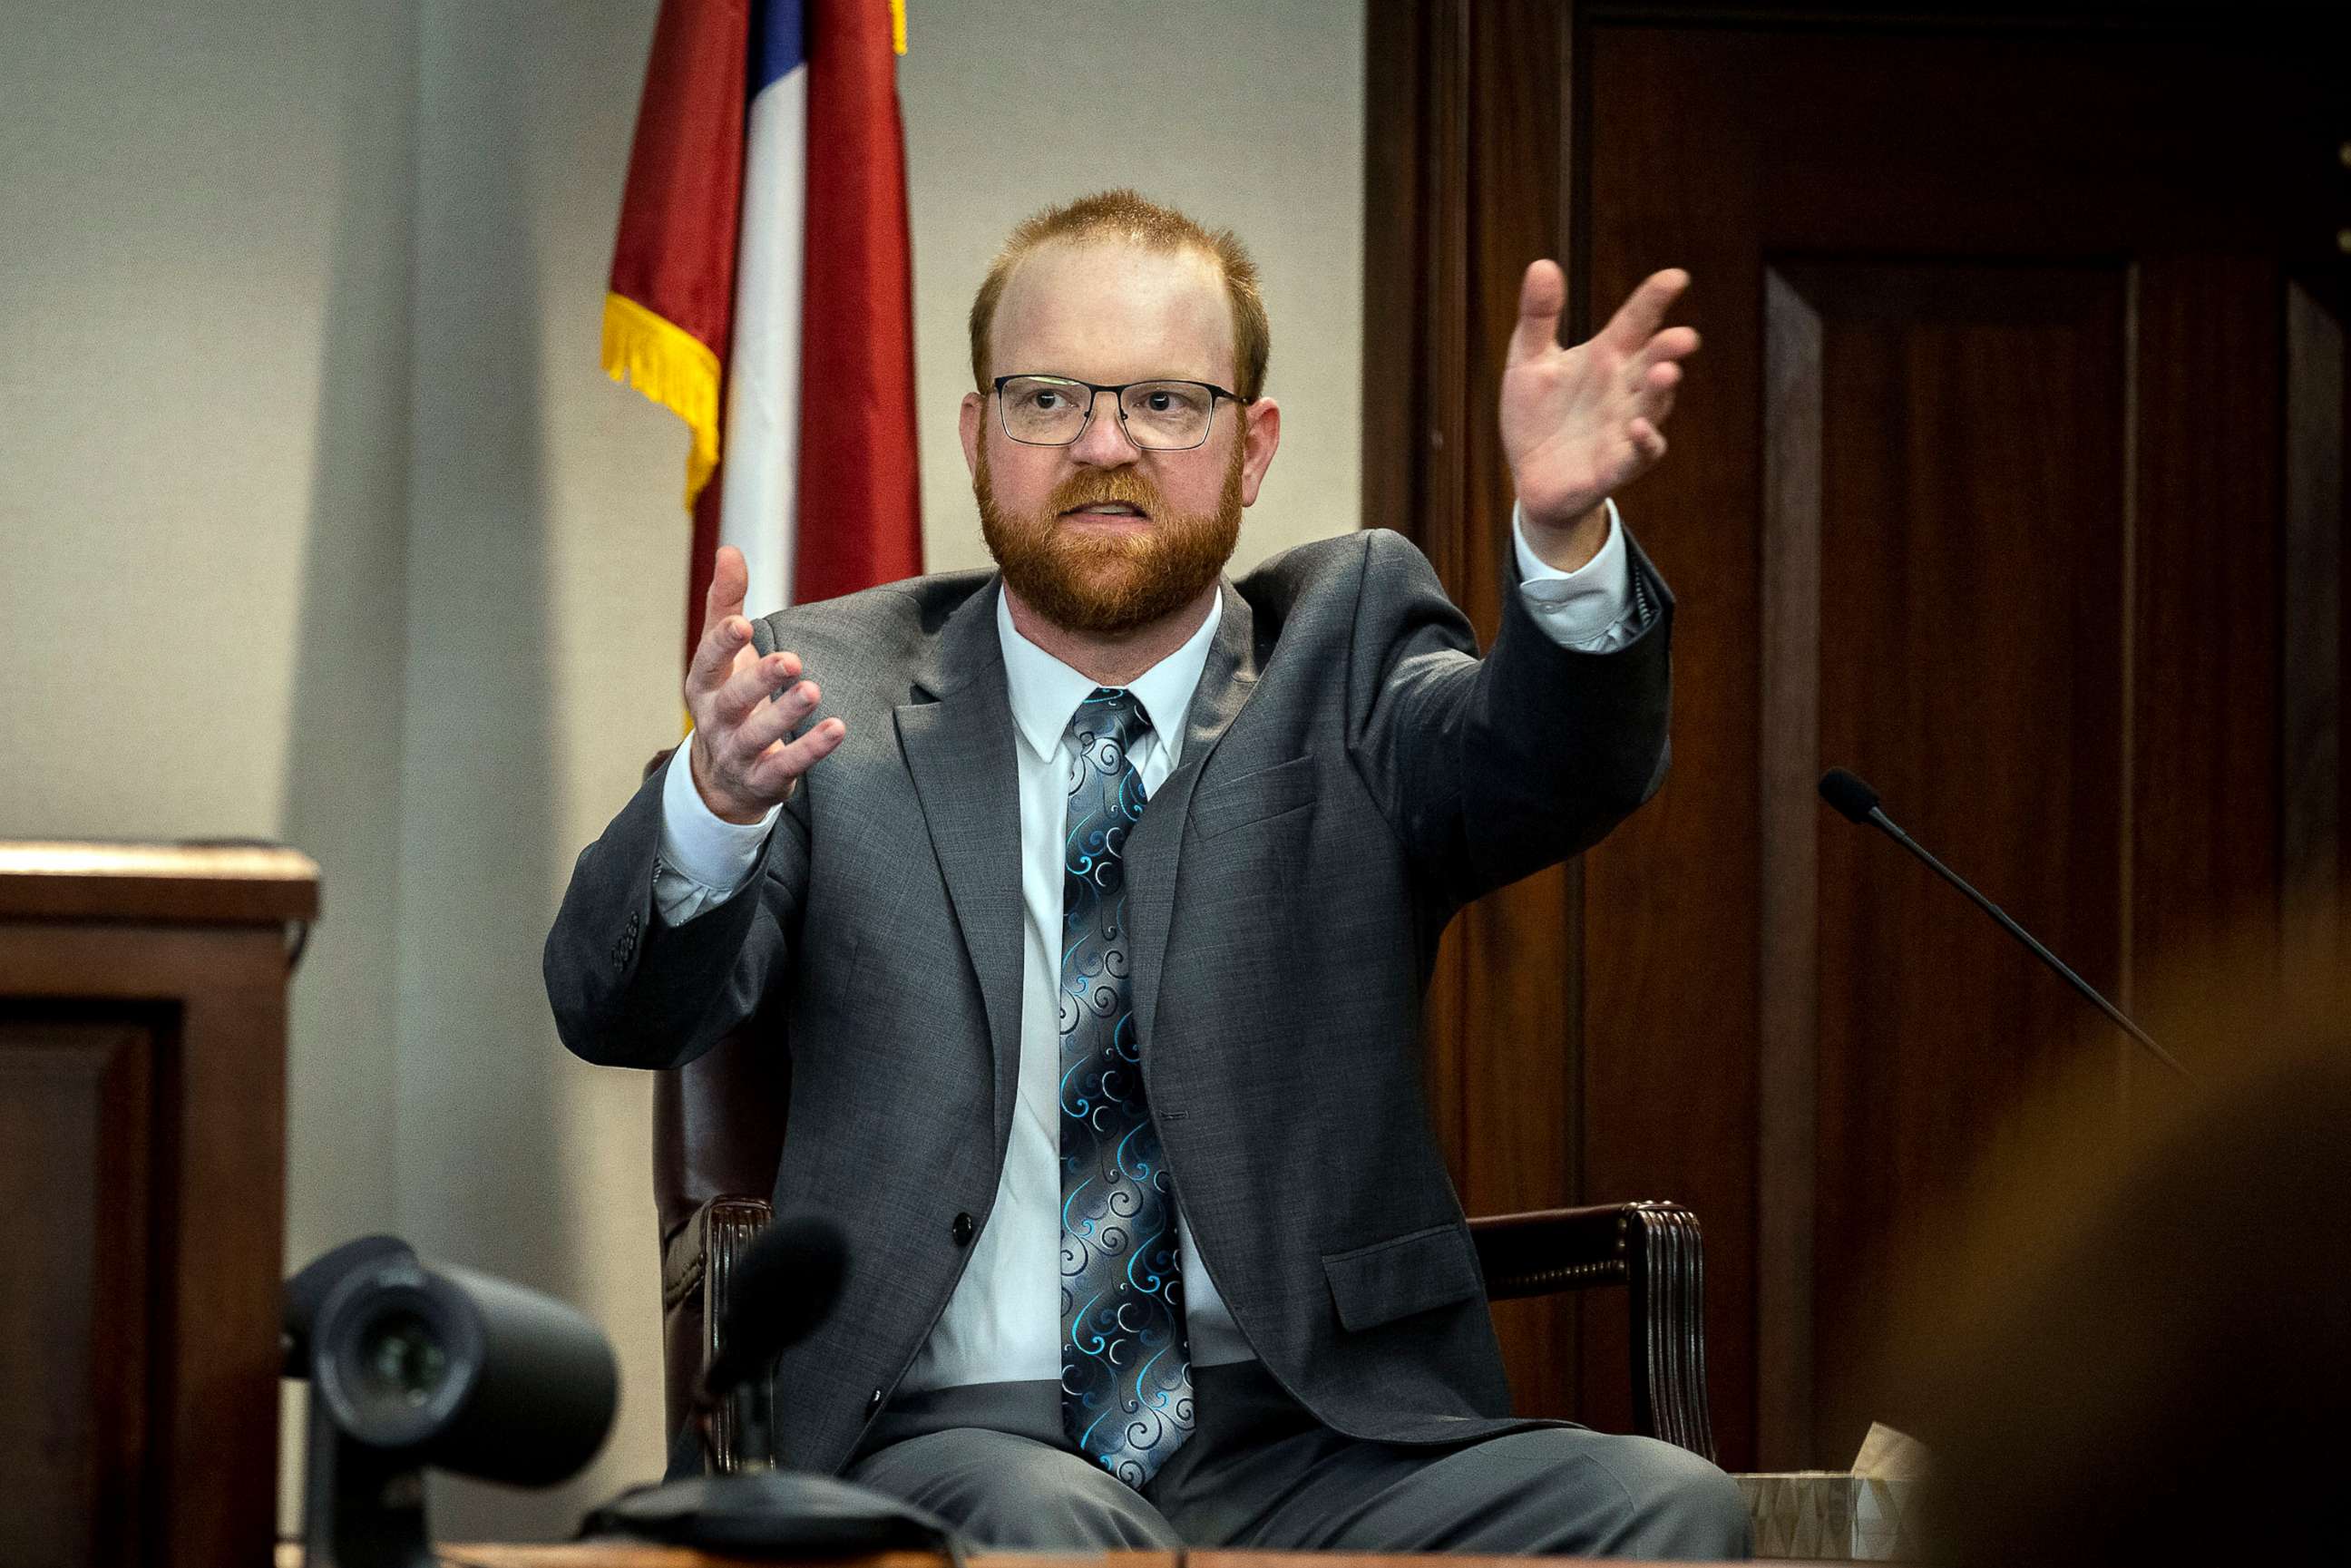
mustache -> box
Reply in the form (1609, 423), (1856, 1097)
(1049, 469), (1166, 517)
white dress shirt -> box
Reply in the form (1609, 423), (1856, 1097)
(654, 505), (1643, 1389)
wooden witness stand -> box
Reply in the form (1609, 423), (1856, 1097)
(0, 841), (317, 1567)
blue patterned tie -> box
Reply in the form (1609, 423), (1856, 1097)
(1058, 687), (1193, 1486)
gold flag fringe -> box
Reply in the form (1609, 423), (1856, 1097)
(600, 291), (722, 511)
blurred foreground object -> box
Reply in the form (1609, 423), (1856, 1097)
(1888, 941), (2351, 1565)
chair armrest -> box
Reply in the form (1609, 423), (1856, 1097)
(665, 1194), (1713, 1466)
(1469, 1202), (1716, 1461)
(659, 1193), (774, 1472)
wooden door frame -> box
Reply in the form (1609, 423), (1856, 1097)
(1363, 0), (2346, 1466)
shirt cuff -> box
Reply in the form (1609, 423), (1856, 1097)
(655, 738), (776, 921)
(1513, 498), (1638, 650)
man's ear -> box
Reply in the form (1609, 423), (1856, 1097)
(959, 392), (983, 479)
(1238, 395), (1282, 507)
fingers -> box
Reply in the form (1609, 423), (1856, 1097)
(1640, 323), (1702, 366)
(730, 675), (824, 757)
(1627, 417), (1667, 464)
(1507, 259), (1567, 367)
(680, 539), (845, 817)
(688, 547), (756, 695)
(696, 667), (846, 818)
(691, 655), (846, 817)
(1642, 359), (1681, 415)
(688, 609), (756, 695)
(746, 716), (848, 797)
(709, 648), (804, 728)
(1600, 268), (1691, 355)
(703, 545), (748, 633)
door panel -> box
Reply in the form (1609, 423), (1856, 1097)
(1367, 3), (2343, 1468)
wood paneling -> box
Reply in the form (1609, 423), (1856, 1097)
(2128, 256), (2285, 1008)
(1454, 0), (1584, 1423)
(1366, 0), (1588, 1421)
(1365, 3), (2346, 1468)
(1366, 0), (1474, 1192)
(0, 1015), (159, 1566)
(1573, 16), (1770, 1456)
(1755, 268), (1822, 1460)
(1807, 260), (2131, 1465)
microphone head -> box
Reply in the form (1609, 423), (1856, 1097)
(1819, 767), (1883, 824)
(707, 1209), (850, 1398)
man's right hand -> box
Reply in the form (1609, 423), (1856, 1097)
(685, 546), (847, 823)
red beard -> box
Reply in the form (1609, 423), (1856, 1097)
(976, 444), (1243, 637)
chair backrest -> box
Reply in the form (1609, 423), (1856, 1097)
(652, 1019), (791, 1246)
(653, 1016), (791, 1442)
(645, 747), (795, 1437)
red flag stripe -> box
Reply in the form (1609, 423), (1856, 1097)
(608, 0), (750, 373)
(795, 0), (922, 603)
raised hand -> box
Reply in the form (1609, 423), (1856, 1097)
(1499, 261), (1699, 549)
(685, 546), (846, 823)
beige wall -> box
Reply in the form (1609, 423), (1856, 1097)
(0, 0), (1361, 1542)
(0, 1), (421, 1527)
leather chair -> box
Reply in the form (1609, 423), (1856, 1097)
(643, 760), (1718, 1472)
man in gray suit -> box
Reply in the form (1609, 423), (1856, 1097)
(546, 190), (1742, 1555)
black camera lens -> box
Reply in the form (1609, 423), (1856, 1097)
(356, 1309), (450, 1412)
(314, 1271), (479, 1449)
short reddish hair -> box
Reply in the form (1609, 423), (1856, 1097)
(968, 189), (1270, 401)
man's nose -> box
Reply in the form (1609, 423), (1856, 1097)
(1068, 388), (1140, 466)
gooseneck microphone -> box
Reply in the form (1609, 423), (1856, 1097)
(584, 1210), (965, 1568)
(1818, 767), (2192, 1081)
(697, 1209), (850, 1409)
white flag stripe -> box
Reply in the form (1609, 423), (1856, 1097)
(718, 64), (809, 619)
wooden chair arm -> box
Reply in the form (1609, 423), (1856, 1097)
(659, 1193), (774, 1471)
(1469, 1202), (1716, 1461)
(668, 1194), (1714, 1469)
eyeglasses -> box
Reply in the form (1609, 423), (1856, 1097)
(990, 374), (1243, 452)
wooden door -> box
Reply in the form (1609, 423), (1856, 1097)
(1365, 2), (2345, 1469)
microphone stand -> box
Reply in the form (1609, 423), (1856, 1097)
(691, 1363), (776, 1475)
(1823, 770), (2195, 1082)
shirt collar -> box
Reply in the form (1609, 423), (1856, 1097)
(996, 583), (1224, 765)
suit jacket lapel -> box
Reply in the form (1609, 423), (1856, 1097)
(1127, 579), (1259, 1052)
(895, 582), (1025, 1152)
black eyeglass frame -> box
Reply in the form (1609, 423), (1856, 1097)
(989, 374), (1247, 452)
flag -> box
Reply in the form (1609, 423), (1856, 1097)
(603, 0), (922, 667)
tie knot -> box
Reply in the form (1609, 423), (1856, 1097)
(1066, 687), (1151, 759)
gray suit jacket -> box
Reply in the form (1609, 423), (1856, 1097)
(545, 527), (1673, 1475)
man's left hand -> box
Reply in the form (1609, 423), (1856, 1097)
(1500, 261), (1699, 568)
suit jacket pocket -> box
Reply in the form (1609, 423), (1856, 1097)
(1322, 1222), (1484, 1331)
(1192, 755), (1318, 841)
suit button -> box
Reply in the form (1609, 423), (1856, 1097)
(951, 1212), (976, 1246)
(868, 1388), (884, 1413)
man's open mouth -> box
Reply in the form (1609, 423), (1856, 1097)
(1063, 502), (1148, 519)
